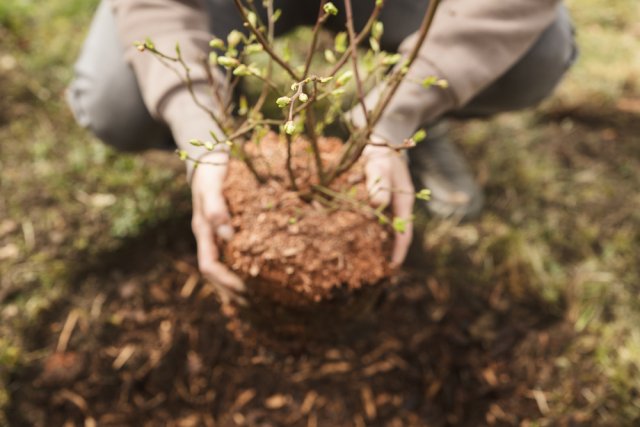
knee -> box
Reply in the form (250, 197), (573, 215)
(66, 66), (172, 152)
(464, 6), (578, 115)
(510, 6), (578, 108)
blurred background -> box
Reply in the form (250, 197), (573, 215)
(1, 0), (639, 425)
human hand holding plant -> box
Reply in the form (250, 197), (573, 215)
(363, 143), (414, 267)
(190, 151), (245, 304)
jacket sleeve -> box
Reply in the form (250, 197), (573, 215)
(356, 0), (562, 144)
(108, 0), (228, 176)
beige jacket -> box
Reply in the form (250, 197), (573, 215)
(108, 0), (561, 163)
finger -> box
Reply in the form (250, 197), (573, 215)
(216, 224), (234, 242)
(390, 164), (415, 268)
(365, 158), (392, 208)
(193, 217), (246, 295)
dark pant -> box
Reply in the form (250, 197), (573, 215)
(66, 0), (577, 151)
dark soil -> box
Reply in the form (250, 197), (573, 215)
(6, 217), (582, 426)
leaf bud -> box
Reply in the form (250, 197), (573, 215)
(276, 96), (291, 108)
(298, 93), (309, 102)
(323, 2), (339, 16)
(284, 120), (296, 135)
(209, 38), (225, 50)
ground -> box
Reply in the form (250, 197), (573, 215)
(1, 0), (639, 425)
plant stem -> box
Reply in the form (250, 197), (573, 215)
(327, 1), (383, 77)
(344, 0), (369, 125)
(285, 134), (298, 191)
(232, 0), (301, 81)
(302, 1), (329, 79)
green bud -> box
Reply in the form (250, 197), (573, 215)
(284, 120), (296, 135)
(392, 217), (408, 233)
(412, 129), (427, 143)
(336, 69), (353, 86)
(318, 76), (334, 84)
(217, 56), (240, 68)
(324, 49), (337, 64)
(372, 21), (384, 40)
(323, 2), (339, 16)
(209, 38), (225, 50)
(376, 0), (384, 5)
(424, 77), (450, 89)
(416, 189), (431, 201)
(382, 53), (402, 66)
(273, 8), (282, 22)
(290, 82), (299, 91)
(227, 30), (243, 48)
(178, 150), (188, 161)
(298, 93), (309, 102)
(276, 96), (291, 108)
(238, 95), (249, 116)
(204, 142), (215, 151)
(247, 12), (257, 27)
(331, 88), (346, 96)
(244, 43), (263, 54)
(233, 64), (252, 76)
(334, 32), (347, 53)
(369, 37), (380, 53)
(208, 52), (219, 65)
(189, 139), (204, 147)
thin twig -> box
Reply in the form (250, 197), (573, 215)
(232, 0), (301, 81)
(302, 1), (329, 78)
(344, 0), (369, 124)
(285, 134), (298, 191)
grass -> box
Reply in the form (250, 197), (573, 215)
(1, 0), (639, 424)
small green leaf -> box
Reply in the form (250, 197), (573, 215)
(245, 43), (263, 54)
(284, 120), (296, 135)
(416, 188), (431, 201)
(372, 21), (384, 40)
(273, 8), (282, 22)
(233, 64), (252, 76)
(334, 32), (347, 53)
(336, 69), (353, 86)
(238, 95), (249, 116)
(324, 49), (337, 64)
(227, 30), (243, 48)
(382, 53), (402, 66)
(392, 217), (408, 233)
(217, 56), (240, 68)
(323, 2), (339, 16)
(209, 37), (225, 49)
(412, 129), (427, 143)
(247, 12), (257, 27)
(369, 37), (380, 53)
(276, 96), (291, 108)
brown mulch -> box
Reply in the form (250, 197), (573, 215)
(7, 238), (581, 426)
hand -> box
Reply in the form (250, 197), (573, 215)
(363, 144), (415, 268)
(190, 152), (246, 304)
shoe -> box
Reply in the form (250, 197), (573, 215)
(409, 121), (484, 221)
